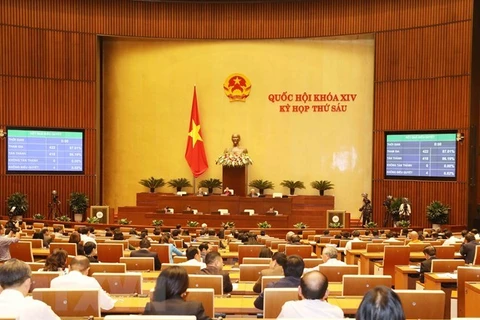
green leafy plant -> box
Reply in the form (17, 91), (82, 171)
(152, 219), (164, 226)
(33, 213), (45, 220)
(168, 178), (193, 192)
(119, 218), (131, 225)
(280, 180), (305, 195)
(257, 221), (271, 228)
(198, 178), (222, 194)
(7, 192), (29, 215)
(221, 221), (235, 229)
(86, 216), (100, 224)
(55, 215), (71, 222)
(329, 222), (343, 228)
(68, 192), (89, 214)
(389, 197), (403, 221)
(139, 177), (165, 193)
(293, 222), (308, 229)
(311, 180), (334, 196)
(426, 200), (450, 225)
(248, 179), (274, 195)
(364, 221), (378, 228)
(397, 220), (411, 228)
(186, 220), (199, 227)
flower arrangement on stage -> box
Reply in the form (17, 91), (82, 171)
(187, 220), (199, 227)
(329, 222), (343, 228)
(152, 219), (164, 226)
(119, 218), (131, 225)
(221, 221), (236, 229)
(215, 152), (253, 167)
(257, 221), (271, 229)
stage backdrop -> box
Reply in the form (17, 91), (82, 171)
(103, 36), (374, 217)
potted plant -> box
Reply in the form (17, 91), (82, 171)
(33, 213), (45, 220)
(293, 222), (308, 229)
(221, 221), (235, 229)
(69, 192), (89, 222)
(280, 180), (305, 196)
(397, 220), (411, 228)
(248, 179), (274, 195)
(168, 178), (193, 192)
(139, 176), (165, 193)
(364, 221), (378, 229)
(257, 221), (271, 228)
(119, 218), (131, 225)
(55, 215), (71, 222)
(311, 180), (334, 196)
(186, 220), (199, 227)
(198, 178), (222, 194)
(86, 216), (100, 224)
(7, 192), (29, 220)
(152, 219), (164, 226)
(426, 200), (450, 228)
(329, 221), (343, 228)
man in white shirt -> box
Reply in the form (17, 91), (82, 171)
(180, 246), (207, 269)
(0, 259), (60, 320)
(304, 246), (345, 273)
(345, 230), (362, 251)
(442, 230), (457, 246)
(50, 255), (115, 310)
(278, 270), (344, 319)
(79, 227), (96, 245)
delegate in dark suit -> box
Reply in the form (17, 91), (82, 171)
(419, 256), (437, 283)
(144, 296), (209, 320)
(131, 249), (161, 270)
(460, 234), (478, 264)
(253, 276), (300, 310)
(200, 266), (233, 294)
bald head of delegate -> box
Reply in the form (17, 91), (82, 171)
(299, 270), (329, 301)
(69, 255), (91, 275)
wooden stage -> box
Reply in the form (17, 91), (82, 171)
(113, 193), (346, 228)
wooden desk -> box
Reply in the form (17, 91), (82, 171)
(32, 248), (133, 259)
(108, 294), (361, 315)
(423, 273), (457, 290)
(394, 265), (420, 289)
(465, 282), (480, 317)
(359, 251), (425, 275)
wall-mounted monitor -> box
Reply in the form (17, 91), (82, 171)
(7, 127), (84, 174)
(385, 131), (457, 180)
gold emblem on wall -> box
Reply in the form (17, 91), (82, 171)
(223, 73), (251, 102)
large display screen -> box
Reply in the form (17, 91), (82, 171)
(385, 131), (457, 180)
(7, 128), (84, 174)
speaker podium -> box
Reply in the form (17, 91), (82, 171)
(222, 166), (248, 197)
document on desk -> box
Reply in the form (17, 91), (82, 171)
(436, 273), (458, 279)
(408, 265), (420, 270)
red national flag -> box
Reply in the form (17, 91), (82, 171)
(185, 87), (208, 177)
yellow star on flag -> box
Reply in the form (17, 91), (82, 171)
(188, 119), (203, 148)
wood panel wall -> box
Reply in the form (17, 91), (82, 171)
(0, 0), (475, 227)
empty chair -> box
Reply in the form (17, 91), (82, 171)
(366, 243), (387, 252)
(150, 244), (171, 264)
(374, 246), (410, 279)
(395, 290), (445, 319)
(342, 275), (392, 296)
(433, 245), (455, 259)
(10, 241), (34, 262)
(93, 272), (142, 295)
(408, 243), (429, 252)
(49, 242), (77, 256)
(263, 288), (299, 318)
(239, 264), (270, 281)
(26, 262), (45, 271)
(318, 265), (358, 282)
(351, 241), (368, 250)
(32, 288), (100, 317)
(228, 242), (241, 252)
(188, 274), (223, 295)
(271, 241), (287, 250)
(430, 259), (465, 273)
(285, 245), (312, 258)
(302, 230), (315, 239)
(173, 256), (188, 263)
(120, 257), (155, 271)
(238, 245), (265, 264)
(457, 266), (480, 317)
(96, 243), (124, 263)
(23, 238), (43, 249)
(474, 245), (480, 265)
(88, 262), (126, 276)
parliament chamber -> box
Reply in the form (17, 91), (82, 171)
(2, 0), (480, 319)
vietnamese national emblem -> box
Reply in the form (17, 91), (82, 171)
(223, 73), (252, 102)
